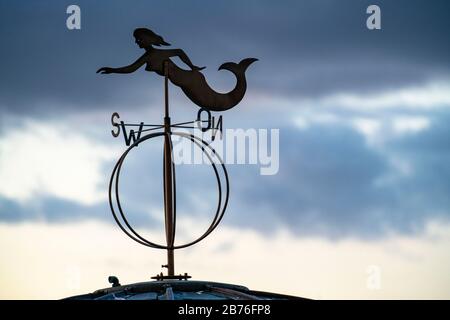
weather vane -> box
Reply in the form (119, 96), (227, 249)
(97, 27), (257, 280)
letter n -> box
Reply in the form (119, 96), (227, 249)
(211, 116), (223, 141)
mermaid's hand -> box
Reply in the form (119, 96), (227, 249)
(96, 67), (114, 74)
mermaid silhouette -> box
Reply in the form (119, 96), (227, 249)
(97, 28), (257, 112)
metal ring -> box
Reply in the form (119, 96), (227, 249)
(170, 132), (229, 249)
(108, 131), (229, 250)
(109, 132), (165, 248)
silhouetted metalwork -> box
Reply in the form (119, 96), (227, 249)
(99, 28), (255, 280)
(151, 273), (191, 281)
(97, 27), (257, 112)
(108, 131), (230, 265)
(108, 276), (121, 287)
(65, 280), (305, 300)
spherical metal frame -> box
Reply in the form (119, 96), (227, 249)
(108, 131), (229, 250)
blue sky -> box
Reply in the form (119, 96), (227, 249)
(1, 0), (450, 298)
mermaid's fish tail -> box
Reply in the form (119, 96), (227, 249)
(179, 58), (258, 112)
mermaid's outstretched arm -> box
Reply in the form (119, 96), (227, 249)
(96, 54), (147, 74)
(164, 49), (205, 71)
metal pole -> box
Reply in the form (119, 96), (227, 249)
(164, 61), (169, 119)
(163, 61), (175, 276)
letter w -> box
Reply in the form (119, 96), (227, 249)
(120, 122), (144, 146)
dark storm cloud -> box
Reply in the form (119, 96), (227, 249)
(2, 110), (450, 239)
(0, 193), (158, 226)
(227, 125), (396, 238)
(227, 115), (450, 239)
(0, 0), (449, 115)
(385, 110), (450, 216)
(0, 195), (105, 223)
(1, 1), (450, 240)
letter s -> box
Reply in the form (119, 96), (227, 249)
(111, 112), (120, 137)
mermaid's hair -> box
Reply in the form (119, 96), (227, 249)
(133, 28), (171, 46)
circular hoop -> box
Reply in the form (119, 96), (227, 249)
(108, 131), (229, 250)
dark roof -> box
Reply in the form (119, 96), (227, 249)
(64, 280), (305, 300)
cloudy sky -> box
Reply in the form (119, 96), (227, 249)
(1, 0), (450, 299)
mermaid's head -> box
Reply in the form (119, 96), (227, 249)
(133, 28), (171, 48)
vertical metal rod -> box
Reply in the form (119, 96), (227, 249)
(163, 61), (175, 276)
(164, 61), (169, 118)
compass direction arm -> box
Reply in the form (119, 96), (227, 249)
(171, 120), (208, 127)
(139, 126), (164, 133)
